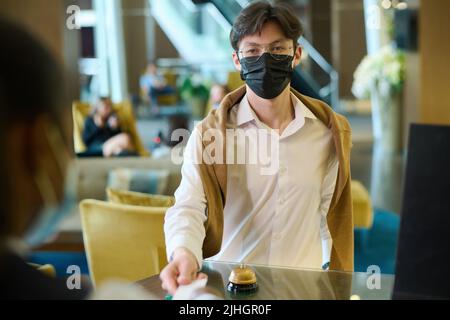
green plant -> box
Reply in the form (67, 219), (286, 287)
(180, 73), (210, 102)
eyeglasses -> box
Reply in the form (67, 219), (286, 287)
(238, 41), (295, 61)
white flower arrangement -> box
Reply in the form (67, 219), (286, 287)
(352, 45), (406, 99)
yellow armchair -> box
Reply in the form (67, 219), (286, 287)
(226, 71), (245, 91)
(140, 70), (178, 106)
(351, 180), (374, 229)
(80, 199), (167, 287)
(158, 71), (178, 106)
(28, 263), (57, 278)
(72, 101), (150, 157)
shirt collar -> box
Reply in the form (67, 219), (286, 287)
(293, 93), (317, 121)
(236, 92), (317, 128)
(236, 94), (255, 127)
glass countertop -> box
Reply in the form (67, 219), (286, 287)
(138, 260), (394, 300)
(202, 261), (394, 300)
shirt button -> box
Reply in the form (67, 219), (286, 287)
(279, 165), (287, 175)
(274, 234), (281, 240)
(278, 197), (284, 205)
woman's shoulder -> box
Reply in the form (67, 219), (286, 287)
(0, 252), (90, 300)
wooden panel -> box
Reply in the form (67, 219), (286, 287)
(420, 0), (450, 124)
(0, 0), (81, 103)
(0, 0), (64, 61)
(331, 0), (367, 99)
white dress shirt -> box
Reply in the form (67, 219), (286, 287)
(164, 93), (339, 270)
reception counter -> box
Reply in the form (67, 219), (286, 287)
(137, 261), (394, 300)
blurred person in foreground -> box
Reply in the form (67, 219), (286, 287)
(0, 18), (156, 300)
(82, 97), (135, 157)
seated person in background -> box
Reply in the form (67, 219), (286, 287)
(209, 83), (229, 110)
(139, 62), (175, 107)
(82, 97), (135, 157)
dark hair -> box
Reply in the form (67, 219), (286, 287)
(0, 18), (64, 124)
(0, 17), (64, 237)
(99, 96), (112, 102)
(230, 1), (304, 51)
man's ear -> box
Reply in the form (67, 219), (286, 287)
(232, 51), (242, 72)
(293, 46), (302, 68)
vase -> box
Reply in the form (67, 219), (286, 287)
(370, 90), (403, 153)
(369, 90), (403, 211)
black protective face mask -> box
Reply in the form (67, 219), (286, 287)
(240, 52), (294, 99)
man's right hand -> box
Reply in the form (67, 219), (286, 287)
(159, 247), (207, 295)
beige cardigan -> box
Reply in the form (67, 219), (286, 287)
(197, 85), (354, 271)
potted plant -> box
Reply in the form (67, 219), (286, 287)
(180, 73), (210, 119)
(352, 44), (406, 152)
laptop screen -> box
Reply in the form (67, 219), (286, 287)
(393, 124), (450, 299)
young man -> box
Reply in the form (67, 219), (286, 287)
(161, 1), (353, 294)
